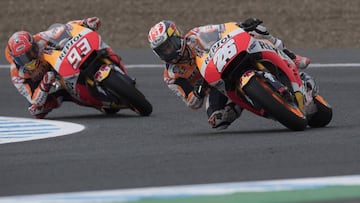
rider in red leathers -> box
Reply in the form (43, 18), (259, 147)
(5, 17), (126, 119)
(148, 18), (316, 130)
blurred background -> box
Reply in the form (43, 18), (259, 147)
(0, 0), (359, 50)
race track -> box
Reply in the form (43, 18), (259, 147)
(0, 49), (359, 197)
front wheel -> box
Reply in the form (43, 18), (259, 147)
(102, 71), (153, 116)
(242, 76), (307, 131)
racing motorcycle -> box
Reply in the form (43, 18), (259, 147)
(196, 23), (332, 131)
(43, 23), (152, 116)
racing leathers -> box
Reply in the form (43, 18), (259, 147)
(163, 25), (243, 130)
(5, 17), (124, 118)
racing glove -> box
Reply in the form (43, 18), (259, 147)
(240, 18), (270, 40)
(83, 17), (101, 31)
(40, 71), (55, 92)
(239, 18), (264, 32)
(186, 92), (204, 109)
(193, 78), (209, 99)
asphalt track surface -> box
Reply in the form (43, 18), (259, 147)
(0, 49), (359, 197)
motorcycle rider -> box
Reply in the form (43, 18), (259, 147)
(5, 17), (126, 118)
(148, 18), (316, 129)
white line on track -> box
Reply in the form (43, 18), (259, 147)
(0, 175), (359, 203)
(1, 63), (360, 69)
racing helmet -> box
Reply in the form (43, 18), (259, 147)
(7, 31), (39, 70)
(148, 20), (186, 63)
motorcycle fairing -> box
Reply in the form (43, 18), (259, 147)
(44, 24), (101, 77)
(197, 24), (249, 86)
(196, 22), (307, 116)
(248, 39), (303, 92)
(43, 24), (103, 106)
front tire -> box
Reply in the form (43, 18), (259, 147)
(102, 71), (153, 116)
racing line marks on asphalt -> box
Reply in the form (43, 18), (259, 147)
(0, 116), (85, 144)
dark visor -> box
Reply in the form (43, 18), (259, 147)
(13, 43), (38, 67)
(153, 36), (182, 63)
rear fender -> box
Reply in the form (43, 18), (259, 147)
(238, 70), (256, 89)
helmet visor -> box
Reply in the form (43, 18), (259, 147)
(13, 43), (39, 68)
(153, 36), (183, 63)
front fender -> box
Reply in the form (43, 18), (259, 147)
(94, 65), (112, 82)
(239, 70), (256, 89)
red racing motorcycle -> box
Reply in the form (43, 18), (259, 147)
(196, 23), (332, 131)
(43, 23), (152, 116)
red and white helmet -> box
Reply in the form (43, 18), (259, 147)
(7, 31), (39, 69)
(148, 20), (185, 63)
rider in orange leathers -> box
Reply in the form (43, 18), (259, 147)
(5, 17), (125, 118)
(148, 18), (316, 130)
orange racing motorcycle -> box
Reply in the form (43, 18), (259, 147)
(43, 23), (152, 116)
(196, 23), (332, 131)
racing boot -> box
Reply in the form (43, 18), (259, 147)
(283, 49), (310, 69)
(208, 103), (243, 130)
(294, 54), (310, 70)
(300, 72), (318, 115)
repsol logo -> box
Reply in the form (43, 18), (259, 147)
(258, 40), (289, 59)
(209, 34), (231, 56)
(258, 40), (276, 52)
(204, 34), (231, 65)
(59, 33), (83, 60)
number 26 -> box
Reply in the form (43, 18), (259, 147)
(213, 39), (237, 72)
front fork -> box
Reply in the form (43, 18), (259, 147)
(85, 58), (128, 110)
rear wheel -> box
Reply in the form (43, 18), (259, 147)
(307, 95), (332, 127)
(242, 76), (307, 131)
(102, 71), (152, 116)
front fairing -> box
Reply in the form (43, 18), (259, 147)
(44, 24), (101, 77)
(196, 23), (251, 96)
(247, 39), (303, 93)
(43, 24), (102, 99)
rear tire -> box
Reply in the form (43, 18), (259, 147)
(102, 71), (152, 116)
(243, 76), (307, 131)
(307, 95), (332, 128)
